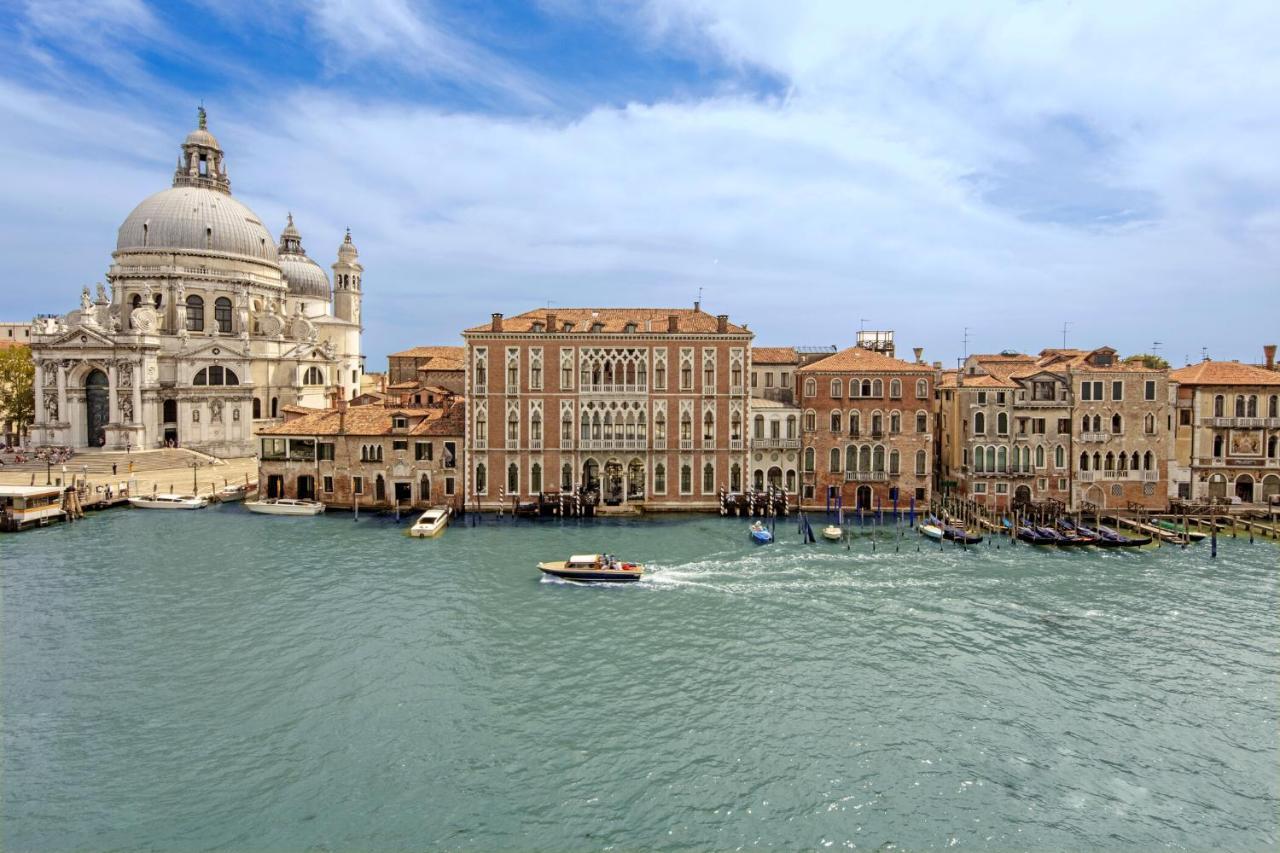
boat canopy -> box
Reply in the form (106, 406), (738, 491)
(568, 554), (601, 566)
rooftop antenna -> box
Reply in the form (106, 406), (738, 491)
(1152, 340), (1163, 357)
(1201, 346), (1209, 362)
(860, 318), (869, 332)
(962, 326), (970, 360)
(1061, 320), (1071, 349)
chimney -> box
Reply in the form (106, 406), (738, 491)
(693, 300), (700, 312)
(491, 312), (503, 332)
(716, 314), (728, 333)
(546, 312), (556, 333)
(913, 347), (924, 364)
(932, 361), (942, 369)
(668, 314), (678, 333)
(1265, 344), (1276, 370)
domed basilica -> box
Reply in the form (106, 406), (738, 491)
(29, 109), (364, 457)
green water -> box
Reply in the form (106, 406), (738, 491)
(3, 508), (1278, 850)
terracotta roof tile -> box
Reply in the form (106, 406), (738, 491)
(389, 345), (465, 361)
(464, 307), (749, 335)
(799, 346), (933, 374)
(258, 402), (464, 437)
(1170, 361), (1280, 386)
(751, 347), (799, 364)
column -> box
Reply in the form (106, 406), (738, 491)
(56, 363), (68, 424)
(108, 362), (120, 424)
(33, 360), (45, 426)
(132, 365), (143, 427)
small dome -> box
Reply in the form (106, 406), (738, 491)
(184, 127), (220, 149)
(116, 186), (278, 263)
(277, 214), (330, 299)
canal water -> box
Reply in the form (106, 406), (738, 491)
(3, 508), (1277, 850)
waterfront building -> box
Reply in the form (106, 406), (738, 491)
(256, 396), (463, 510)
(796, 332), (935, 510)
(938, 347), (1171, 512)
(748, 347), (802, 493)
(461, 306), (753, 510)
(26, 110), (363, 457)
(1168, 347), (1280, 505)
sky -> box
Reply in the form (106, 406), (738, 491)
(0, 0), (1276, 370)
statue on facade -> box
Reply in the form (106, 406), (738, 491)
(210, 398), (223, 423)
(120, 396), (134, 423)
(117, 363), (133, 388)
(80, 287), (93, 313)
(44, 395), (58, 421)
(320, 339), (336, 360)
(95, 283), (108, 304)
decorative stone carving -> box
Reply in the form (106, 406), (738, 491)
(130, 306), (159, 334)
(44, 395), (58, 421)
(80, 287), (93, 313)
(95, 283), (108, 304)
(320, 339), (336, 360)
(259, 311), (285, 338)
(120, 395), (134, 423)
(210, 399), (223, 423)
(117, 363), (133, 388)
(43, 366), (58, 387)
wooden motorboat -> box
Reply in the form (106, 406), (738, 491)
(538, 554), (644, 583)
(409, 507), (450, 538)
(821, 524), (843, 542)
(919, 523), (944, 541)
(243, 498), (325, 516)
(749, 521), (773, 544)
(216, 481), (257, 502)
(129, 493), (208, 510)
(1154, 520), (1207, 542)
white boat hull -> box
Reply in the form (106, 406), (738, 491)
(244, 500), (325, 516)
(822, 526), (843, 541)
(128, 496), (208, 510)
(919, 524), (944, 541)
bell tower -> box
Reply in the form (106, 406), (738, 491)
(332, 228), (363, 325)
(173, 107), (231, 193)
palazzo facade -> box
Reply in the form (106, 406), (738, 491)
(27, 110), (363, 457)
(462, 307), (753, 510)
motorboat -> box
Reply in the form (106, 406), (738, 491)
(243, 498), (325, 516)
(538, 554), (644, 583)
(919, 523), (945, 541)
(409, 507), (450, 538)
(821, 524), (843, 542)
(1154, 520), (1207, 542)
(128, 493), (208, 510)
(749, 521), (773, 544)
(216, 481), (257, 502)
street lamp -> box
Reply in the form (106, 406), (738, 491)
(190, 460), (201, 495)
(46, 459), (52, 485)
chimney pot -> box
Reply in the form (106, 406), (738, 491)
(716, 314), (728, 333)
(1265, 344), (1276, 370)
(668, 314), (678, 333)
(491, 312), (503, 332)
(913, 347), (924, 364)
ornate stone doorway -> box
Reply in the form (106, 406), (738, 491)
(604, 459), (624, 504)
(626, 458), (645, 500)
(1235, 474), (1254, 504)
(85, 369), (109, 447)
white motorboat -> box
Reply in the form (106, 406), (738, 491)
(243, 498), (325, 516)
(129, 493), (209, 510)
(919, 523), (944, 541)
(821, 524), (843, 542)
(216, 481), (257, 502)
(408, 507), (450, 538)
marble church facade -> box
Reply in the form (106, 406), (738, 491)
(28, 110), (363, 457)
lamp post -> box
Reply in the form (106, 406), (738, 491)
(46, 459), (52, 485)
(190, 460), (201, 495)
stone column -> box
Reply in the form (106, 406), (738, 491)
(108, 362), (120, 424)
(132, 365), (142, 426)
(56, 362), (68, 424)
(33, 360), (45, 426)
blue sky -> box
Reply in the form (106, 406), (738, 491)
(1, 0), (1276, 369)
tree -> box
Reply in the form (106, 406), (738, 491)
(1123, 353), (1170, 370)
(0, 345), (35, 441)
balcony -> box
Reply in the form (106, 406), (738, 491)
(581, 383), (648, 395)
(559, 439), (573, 450)
(680, 439), (694, 451)
(1020, 398), (1066, 407)
(530, 438), (542, 451)
(845, 471), (889, 482)
(730, 386), (745, 397)
(474, 439), (487, 450)
(506, 439), (519, 451)
(702, 440), (716, 451)
(729, 438), (744, 451)
(1079, 432), (1111, 443)
(653, 439), (667, 451)
(473, 384), (487, 396)
(1201, 416), (1280, 429)
(751, 438), (801, 450)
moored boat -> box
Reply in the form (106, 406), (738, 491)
(749, 521), (773, 544)
(409, 507), (450, 538)
(243, 498), (325, 516)
(216, 481), (257, 502)
(128, 493), (209, 510)
(1017, 525), (1056, 545)
(919, 523), (944, 541)
(1154, 520), (1207, 542)
(537, 554), (644, 583)
(821, 524), (843, 542)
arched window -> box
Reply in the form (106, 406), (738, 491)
(786, 415), (797, 438)
(871, 412), (883, 435)
(974, 412), (986, 434)
(986, 446), (996, 472)
(1268, 435), (1278, 458)
(803, 447), (815, 472)
(680, 463), (692, 493)
(654, 463), (666, 492)
(831, 379), (842, 398)
(1247, 395), (1258, 417)
(1111, 413), (1122, 434)
(185, 294), (204, 332)
(1092, 452), (1101, 471)
(1055, 445), (1065, 468)
(859, 445), (871, 472)
(848, 380), (860, 398)
(1118, 451), (1128, 471)
(889, 412), (901, 433)
(1269, 395), (1278, 418)
(1091, 414), (1101, 433)
(1079, 451), (1089, 471)
(916, 412), (927, 433)
(996, 446), (1007, 471)
(730, 463), (741, 492)
(1213, 394), (1224, 417)
(996, 412), (1008, 435)
(1144, 451), (1154, 470)
(889, 379), (901, 399)
(271, 397), (278, 418)
(1235, 395), (1246, 417)
(680, 412), (692, 441)
(1081, 415), (1090, 433)
(804, 410), (816, 431)
(849, 412), (860, 436)
(888, 450), (899, 474)
(562, 410), (572, 442)
(1144, 413), (1155, 434)
(303, 366), (324, 385)
(654, 410), (666, 441)
(703, 462), (714, 492)
(703, 410), (714, 441)
(829, 448), (841, 473)
(872, 379), (883, 397)
(1104, 452), (1115, 471)
(916, 379), (928, 399)
(530, 411), (542, 442)
(873, 445), (885, 472)
(804, 378), (817, 398)
(474, 463), (487, 494)
(420, 474), (431, 500)
(845, 445), (856, 472)
(562, 463), (573, 489)
(507, 410), (519, 441)
(131, 293), (142, 312)
(531, 463), (542, 494)
(915, 449), (927, 475)
(830, 411), (842, 432)
(1035, 445), (1045, 468)
(861, 379), (872, 397)
(507, 462), (519, 494)
(214, 297), (233, 333)
(193, 366), (239, 386)
(252, 398), (261, 419)
(1213, 434), (1224, 456)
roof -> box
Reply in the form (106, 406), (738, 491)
(799, 345), (933, 374)
(464, 307), (749, 335)
(752, 347), (799, 365)
(116, 187), (278, 265)
(258, 401), (464, 437)
(389, 345), (466, 363)
(1170, 360), (1280, 387)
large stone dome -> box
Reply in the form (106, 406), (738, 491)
(116, 186), (279, 263)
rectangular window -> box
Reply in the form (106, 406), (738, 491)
(914, 488), (925, 501)
(1112, 381), (1124, 401)
(1058, 478), (1067, 491)
(393, 416), (408, 429)
(392, 439), (408, 451)
(261, 438), (286, 460)
(317, 442), (335, 461)
(443, 442), (457, 468)
(995, 483), (1008, 494)
(1179, 409), (1191, 426)
(445, 477), (455, 496)
(1037, 478), (1047, 490)
(803, 485), (814, 500)
(973, 482), (987, 494)
(1144, 380), (1156, 401)
(353, 476), (364, 495)
(997, 392), (1006, 404)
(977, 391), (987, 405)
(751, 371), (758, 388)
(415, 441), (433, 461)
(322, 476), (333, 493)
(1057, 418), (1070, 434)
(765, 373), (773, 387)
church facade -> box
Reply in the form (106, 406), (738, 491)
(27, 110), (363, 457)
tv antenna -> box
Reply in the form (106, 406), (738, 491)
(1152, 340), (1162, 357)
(962, 326), (971, 359)
(1061, 321), (1071, 349)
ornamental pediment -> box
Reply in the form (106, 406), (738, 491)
(184, 340), (250, 361)
(44, 326), (118, 349)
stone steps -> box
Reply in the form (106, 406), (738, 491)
(0, 449), (236, 476)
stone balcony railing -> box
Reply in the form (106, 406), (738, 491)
(1079, 432), (1112, 443)
(1201, 417), (1280, 429)
(751, 438), (801, 450)
(845, 471), (890, 482)
(581, 383), (648, 395)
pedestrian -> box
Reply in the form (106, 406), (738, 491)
(112, 463), (118, 476)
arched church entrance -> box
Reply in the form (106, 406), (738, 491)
(85, 369), (109, 447)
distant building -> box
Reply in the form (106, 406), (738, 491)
(462, 306), (752, 510)
(1169, 349), (1280, 505)
(796, 340), (935, 510)
(387, 346), (465, 394)
(748, 347), (802, 493)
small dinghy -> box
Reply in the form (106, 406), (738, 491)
(919, 523), (944, 541)
(749, 521), (773, 544)
(538, 554), (643, 583)
(243, 498), (325, 516)
(408, 507), (450, 538)
(821, 525), (843, 542)
(129, 493), (208, 510)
